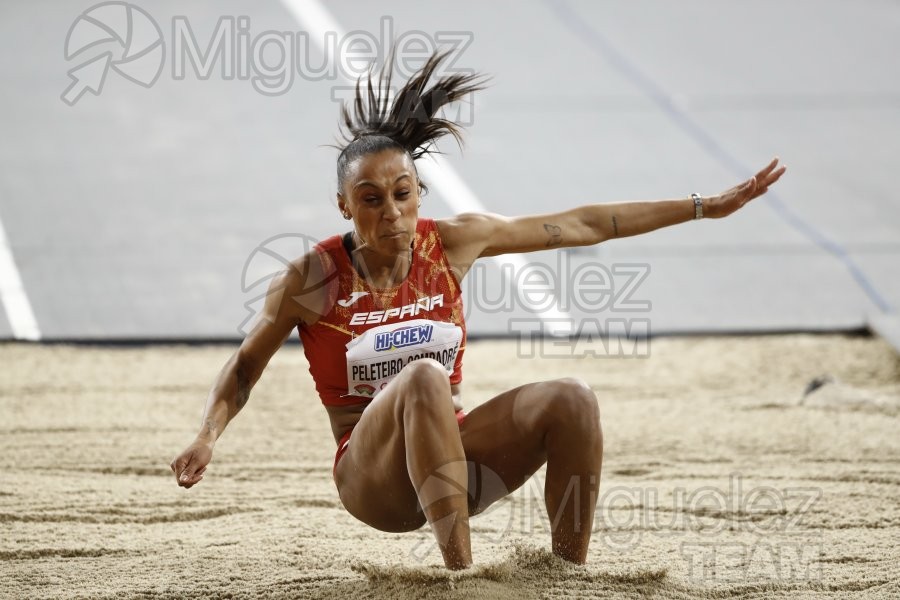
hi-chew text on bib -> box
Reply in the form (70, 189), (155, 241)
(345, 319), (462, 398)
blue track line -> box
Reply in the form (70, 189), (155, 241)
(546, 0), (894, 314)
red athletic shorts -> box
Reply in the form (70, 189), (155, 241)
(333, 409), (467, 477)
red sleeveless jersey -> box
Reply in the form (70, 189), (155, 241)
(298, 218), (466, 406)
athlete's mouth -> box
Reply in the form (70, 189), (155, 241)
(382, 231), (406, 238)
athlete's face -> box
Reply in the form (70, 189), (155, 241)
(338, 148), (420, 257)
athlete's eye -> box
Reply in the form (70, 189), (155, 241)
(397, 190), (410, 198)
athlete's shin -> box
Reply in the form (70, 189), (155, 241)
(416, 458), (472, 570)
(400, 361), (473, 568)
(542, 379), (603, 564)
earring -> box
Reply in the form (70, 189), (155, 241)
(342, 212), (351, 220)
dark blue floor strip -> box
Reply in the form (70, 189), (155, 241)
(546, 0), (893, 314)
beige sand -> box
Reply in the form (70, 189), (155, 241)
(1, 334), (899, 599)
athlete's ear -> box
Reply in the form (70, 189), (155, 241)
(337, 193), (351, 220)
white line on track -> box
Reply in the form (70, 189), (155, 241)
(0, 211), (40, 340)
(277, 0), (572, 332)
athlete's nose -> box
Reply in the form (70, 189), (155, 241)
(383, 197), (402, 221)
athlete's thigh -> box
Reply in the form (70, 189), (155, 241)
(333, 375), (426, 531)
(460, 381), (557, 513)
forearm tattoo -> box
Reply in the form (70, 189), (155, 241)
(202, 418), (218, 437)
(235, 363), (252, 411)
(612, 215), (619, 237)
(544, 223), (562, 247)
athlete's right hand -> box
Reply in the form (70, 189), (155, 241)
(170, 440), (213, 489)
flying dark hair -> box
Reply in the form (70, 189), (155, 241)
(335, 49), (489, 194)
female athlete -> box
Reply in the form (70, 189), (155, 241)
(171, 50), (786, 570)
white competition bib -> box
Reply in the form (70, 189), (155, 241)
(345, 318), (462, 398)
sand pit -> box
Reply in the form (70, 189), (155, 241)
(2, 334), (899, 598)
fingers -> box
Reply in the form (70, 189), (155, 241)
(171, 451), (205, 488)
(179, 461), (201, 485)
(767, 165), (787, 186)
(757, 157), (787, 184)
(756, 156), (780, 179)
(180, 471), (204, 488)
(717, 157), (786, 216)
(170, 456), (185, 480)
(746, 157), (786, 199)
(178, 468), (204, 488)
(753, 165), (787, 198)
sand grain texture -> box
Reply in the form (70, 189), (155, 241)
(1, 335), (899, 598)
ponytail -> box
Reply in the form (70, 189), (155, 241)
(335, 49), (488, 191)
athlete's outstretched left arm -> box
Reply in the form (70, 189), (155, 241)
(439, 157), (785, 261)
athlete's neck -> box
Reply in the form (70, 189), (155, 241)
(350, 233), (413, 288)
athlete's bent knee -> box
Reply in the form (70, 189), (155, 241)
(396, 359), (454, 420)
(548, 377), (600, 426)
(401, 358), (451, 395)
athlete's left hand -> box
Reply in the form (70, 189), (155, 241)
(703, 157), (787, 219)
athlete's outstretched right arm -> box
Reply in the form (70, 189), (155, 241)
(170, 256), (320, 488)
